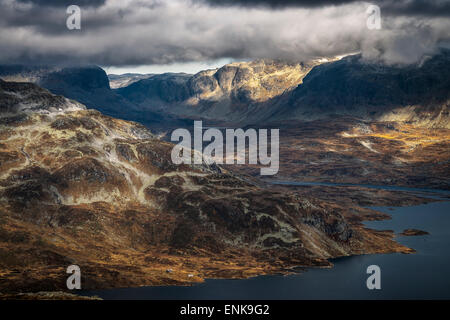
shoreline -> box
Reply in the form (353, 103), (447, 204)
(0, 186), (446, 298)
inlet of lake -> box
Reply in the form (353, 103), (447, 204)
(80, 183), (450, 300)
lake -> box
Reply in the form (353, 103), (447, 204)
(80, 185), (450, 300)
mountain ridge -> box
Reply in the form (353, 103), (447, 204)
(2, 51), (449, 129)
(269, 51), (450, 128)
(0, 65), (187, 130)
(115, 58), (328, 123)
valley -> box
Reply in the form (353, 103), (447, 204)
(0, 79), (423, 294)
(229, 118), (450, 190)
(0, 50), (449, 296)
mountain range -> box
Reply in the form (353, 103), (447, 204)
(2, 50), (448, 130)
(0, 49), (449, 292)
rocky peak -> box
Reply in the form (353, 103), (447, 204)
(40, 66), (111, 91)
(0, 80), (85, 116)
(190, 59), (321, 103)
(117, 58), (323, 106)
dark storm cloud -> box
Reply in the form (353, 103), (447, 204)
(0, 0), (449, 67)
(199, 0), (359, 8)
(16, 0), (106, 7)
(0, 3), (105, 35)
(379, 0), (450, 17)
(201, 0), (450, 17)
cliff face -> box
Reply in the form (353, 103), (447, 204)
(190, 59), (316, 103)
(0, 81), (409, 292)
(115, 59), (325, 122)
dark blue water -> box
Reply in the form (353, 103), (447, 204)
(80, 189), (450, 300)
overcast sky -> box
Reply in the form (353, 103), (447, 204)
(1, 0), (449, 74)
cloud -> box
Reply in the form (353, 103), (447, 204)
(16, 0), (106, 8)
(198, 0), (360, 9)
(200, 0), (450, 17)
(379, 0), (450, 17)
(0, 0), (449, 67)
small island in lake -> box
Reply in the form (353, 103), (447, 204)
(400, 229), (430, 236)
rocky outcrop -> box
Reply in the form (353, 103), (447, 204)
(0, 80), (85, 115)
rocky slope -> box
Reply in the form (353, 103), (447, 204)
(269, 50), (450, 129)
(115, 59), (328, 122)
(0, 65), (186, 130)
(0, 80), (410, 293)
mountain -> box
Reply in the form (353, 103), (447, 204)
(38, 66), (177, 128)
(0, 65), (55, 83)
(269, 50), (450, 128)
(108, 73), (155, 89)
(0, 65), (186, 130)
(114, 53), (448, 190)
(113, 51), (450, 129)
(115, 59), (327, 123)
(3, 51), (449, 129)
(0, 80), (409, 292)
(116, 72), (192, 105)
(1, 53), (448, 192)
